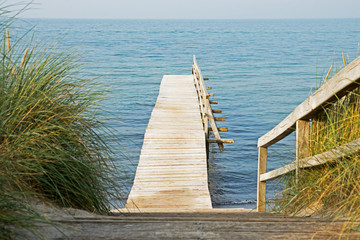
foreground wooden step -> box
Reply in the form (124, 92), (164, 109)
(31, 212), (360, 239)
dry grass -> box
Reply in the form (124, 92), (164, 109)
(0, 3), (121, 239)
(275, 54), (360, 230)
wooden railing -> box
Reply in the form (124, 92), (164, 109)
(257, 56), (360, 212)
(192, 55), (234, 152)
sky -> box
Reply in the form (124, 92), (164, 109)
(21, 0), (360, 19)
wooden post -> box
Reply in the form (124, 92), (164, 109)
(296, 120), (310, 179)
(257, 146), (267, 212)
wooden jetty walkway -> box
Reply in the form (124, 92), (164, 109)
(30, 57), (360, 239)
(125, 56), (233, 212)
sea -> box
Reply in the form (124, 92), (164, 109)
(14, 18), (360, 209)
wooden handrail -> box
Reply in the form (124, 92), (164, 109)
(257, 56), (360, 212)
(258, 56), (360, 148)
(192, 55), (233, 152)
(260, 138), (360, 182)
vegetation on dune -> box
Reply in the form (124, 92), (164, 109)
(1, 33), (118, 212)
(275, 54), (360, 229)
(0, 3), (121, 239)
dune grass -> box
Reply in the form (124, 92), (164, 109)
(0, 30), (119, 211)
(0, 4), (121, 239)
(274, 55), (360, 227)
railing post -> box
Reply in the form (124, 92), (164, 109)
(257, 146), (267, 212)
(296, 120), (310, 179)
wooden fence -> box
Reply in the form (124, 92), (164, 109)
(257, 56), (360, 212)
(192, 55), (233, 152)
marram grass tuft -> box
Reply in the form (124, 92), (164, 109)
(274, 54), (360, 230)
(0, 3), (121, 239)
(0, 31), (120, 213)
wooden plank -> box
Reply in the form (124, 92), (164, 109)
(130, 180), (208, 187)
(151, 110), (200, 115)
(137, 159), (206, 165)
(140, 144), (204, 149)
(143, 133), (205, 139)
(260, 138), (360, 182)
(207, 139), (234, 144)
(147, 117), (201, 122)
(192, 60), (210, 142)
(296, 120), (310, 178)
(142, 141), (204, 147)
(209, 127), (228, 132)
(43, 211), (360, 239)
(145, 125), (203, 131)
(134, 174), (208, 180)
(192, 56), (229, 152)
(137, 160), (206, 165)
(134, 171), (208, 177)
(126, 74), (212, 211)
(140, 149), (205, 154)
(144, 128), (204, 133)
(137, 173), (208, 181)
(150, 112), (201, 118)
(139, 155), (206, 161)
(130, 186), (209, 191)
(214, 117), (226, 121)
(257, 147), (267, 212)
(258, 56), (360, 148)
(205, 98), (224, 151)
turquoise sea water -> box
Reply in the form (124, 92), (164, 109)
(16, 19), (360, 209)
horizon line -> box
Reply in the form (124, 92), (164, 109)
(22, 17), (360, 21)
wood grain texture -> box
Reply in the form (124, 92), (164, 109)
(125, 75), (212, 212)
(35, 212), (360, 239)
(296, 120), (310, 178)
(257, 147), (268, 212)
(260, 138), (360, 182)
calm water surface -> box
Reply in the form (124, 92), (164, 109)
(16, 19), (360, 209)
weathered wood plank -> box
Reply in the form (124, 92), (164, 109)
(38, 212), (360, 239)
(209, 127), (228, 132)
(214, 117), (226, 121)
(126, 75), (211, 211)
(207, 139), (234, 144)
(144, 134), (205, 139)
(257, 147), (267, 212)
(296, 120), (310, 178)
(260, 138), (360, 182)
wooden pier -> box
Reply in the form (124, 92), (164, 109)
(32, 57), (360, 239)
(125, 56), (233, 212)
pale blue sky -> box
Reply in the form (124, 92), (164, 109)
(23, 0), (360, 19)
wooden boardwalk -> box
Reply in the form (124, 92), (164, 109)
(125, 75), (212, 212)
(35, 212), (360, 239)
